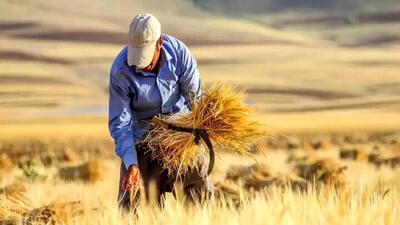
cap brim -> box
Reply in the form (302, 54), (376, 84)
(127, 41), (157, 68)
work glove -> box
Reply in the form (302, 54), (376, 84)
(122, 164), (140, 191)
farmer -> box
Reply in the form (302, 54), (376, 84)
(108, 13), (213, 210)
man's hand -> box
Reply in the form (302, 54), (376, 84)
(122, 165), (140, 191)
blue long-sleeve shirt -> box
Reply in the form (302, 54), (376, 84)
(108, 34), (202, 169)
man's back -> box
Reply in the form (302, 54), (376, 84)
(108, 33), (202, 168)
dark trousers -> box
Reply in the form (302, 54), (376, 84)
(118, 145), (214, 210)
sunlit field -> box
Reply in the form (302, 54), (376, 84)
(1, 130), (400, 224)
(1, 0), (400, 224)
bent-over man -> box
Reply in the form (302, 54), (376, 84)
(108, 13), (213, 210)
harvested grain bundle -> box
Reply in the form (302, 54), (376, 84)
(23, 201), (82, 225)
(244, 175), (309, 192)
(225, 163), (271, 181)
(224, 163), (308, 192)
(286, 154), (309, 164)
(310, 140), (330, 150)
(0, 153), (14, 171)
(0, 153), (15, 181)
(59, 160), (103, 182)
(244, 177), (276, 191)
(145, 83), (268, 175)
(372, 156), (400, 169)
(0, 184), (82, 224)
(295, 159), (347, 187)
(62, 148), (79, 162)
(0, 182), (32, 220)
(339, 148), (367, 161)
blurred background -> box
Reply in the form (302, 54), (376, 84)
(1, 0), (400, 137)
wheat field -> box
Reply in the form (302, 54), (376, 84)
(1, 130), (400, 224)
(1, 0), (400, 224)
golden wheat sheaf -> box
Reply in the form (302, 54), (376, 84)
(145, 83), (268, 175)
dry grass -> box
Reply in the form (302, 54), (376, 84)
(3, 179), (399, 225)
(23, 201), (82, 225)
(0, 132), (400, 224)
(0, 182), (83, 224)
(0, 183), (32, 220)
(145, 83), (268, 175)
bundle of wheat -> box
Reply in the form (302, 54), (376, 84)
(145, 83), (268, 175)
(339, 148), (367, 161)
(0, 153), (15, 180)
(23, 201), (82, 225)
(0, 183), (32, 220)
(224, 163), (309, 192)
(295, 159), (347, 187)
(225, 163), (271, 182)
(62, 148), (79, 162)
(0, 182), (83, 224)
(59, 160), (103, 182)
(0, 153), (14, 170)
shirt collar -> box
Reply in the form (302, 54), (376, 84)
(160, 33), (172, 62)
(134, 64), (154, 77)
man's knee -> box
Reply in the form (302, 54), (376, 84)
(184, 176), (214, 203)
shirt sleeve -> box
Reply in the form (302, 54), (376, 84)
(108, 71), (138, 169)
(178, 42), (202, 109)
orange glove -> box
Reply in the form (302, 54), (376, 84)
(122, 165), (140, 191)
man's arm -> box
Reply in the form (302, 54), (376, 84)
(108, 71), (137, 169)
(177, 42), (202, 109)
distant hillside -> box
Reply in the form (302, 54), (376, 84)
(192, 0), (400, 14)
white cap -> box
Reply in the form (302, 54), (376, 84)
(127, 13), (161, 68)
